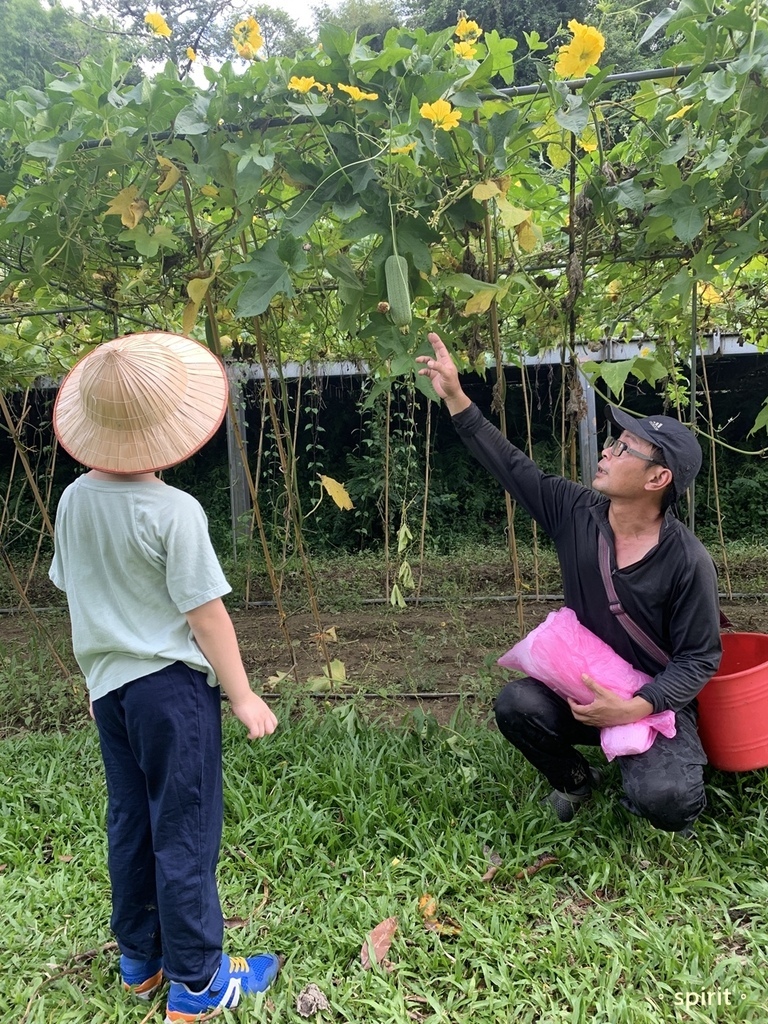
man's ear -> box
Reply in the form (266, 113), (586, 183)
(644, 466), (673, 494)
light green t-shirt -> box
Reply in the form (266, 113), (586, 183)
(49, 475), (231, 701)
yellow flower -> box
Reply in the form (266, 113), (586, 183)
(232, 16), (263, 59)
(666, 104), (694, 121)
(420, 99), (462, 131)
(454, 41), (477, 59)
(338, 83), (378, 102)
(456, 17), (482, 42)
(186, 47), (196, 61)
(554, 20), (605, 78)
(144, 11), (172, 37)
(288, 75), (320, 94)
(390, 142), (417, 154)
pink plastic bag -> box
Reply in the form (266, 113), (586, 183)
(498, 607), (676, 761)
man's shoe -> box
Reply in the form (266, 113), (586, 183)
(165, 952), (280, 1022)
(120, 954), (164, 1000)
(542, 766), (602, 823)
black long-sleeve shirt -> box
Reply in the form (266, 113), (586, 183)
(453, 403), (722, 713)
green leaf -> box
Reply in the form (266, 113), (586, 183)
(606, 178), (645, 215)
(553, 93), (590, 137)
(640, 6), (678, 45)
(174, 103), (210, 135)
(591, 359), (635, 400)
(232, 239), (296, 317)
(748, 398), (768, 436)
(705, 70), (737, 103)
(119, 224), (179, 257)
(671, 204), (705, 244)
(25, 139), (62, 164)
(485, 30), (517, 86)
(318, 23), (354, 59)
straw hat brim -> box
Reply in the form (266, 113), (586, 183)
(53, 332), (228, 474)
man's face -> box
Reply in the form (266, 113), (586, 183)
(592, 429), (665, 497)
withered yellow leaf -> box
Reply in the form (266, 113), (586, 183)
(157, 155), (182, 193)
(463, 289), (497, 316)
(187, 274), (214, 306)
(547, 140), (571, 170)
(326, 658), (346, 682)
(319, 474), (353, 510)
(182, 273), (216, 333)
(105, 187), (149, 228)
(200, 184), (220, 197)
(496, 196), (531, 229)
(515, 219), (540, 253)
(472, 180), (501, 202)
(182, 300), (199, 336)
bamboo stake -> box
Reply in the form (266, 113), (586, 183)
(252, 316), (333, 679)
(383, 387), (392, 599)
(24, 436), (58, 598)
(415, 396), (432, 605)
(0, 541), (71, 676)
(519, 354), (541, 598)
(0, 390), (54, 537)
(475, 119), (525, 637)
(698, 344), (732, 598)
(180, 177), (298, 679)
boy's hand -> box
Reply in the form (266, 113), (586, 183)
(230, 692), (278, 739)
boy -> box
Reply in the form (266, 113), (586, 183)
(49, 332), (280, 1022)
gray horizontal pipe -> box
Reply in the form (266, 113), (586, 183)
(1, 591), (763, 616)
(497, 61), (730, 98)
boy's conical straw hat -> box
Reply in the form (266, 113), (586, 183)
(53, 333), (228, 474)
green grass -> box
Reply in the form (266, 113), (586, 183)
(2, 703), (767, 1023)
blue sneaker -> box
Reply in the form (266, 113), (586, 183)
(165, 952), (280, 1022)
(120, 954), (164, 1000)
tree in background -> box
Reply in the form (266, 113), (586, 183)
(0, 0), (117, 95)
(80, 0), (310, 64)
(312, 0), (406, 48)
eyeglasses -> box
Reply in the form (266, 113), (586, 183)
(602, 437), (666, 466)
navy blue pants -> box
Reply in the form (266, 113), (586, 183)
(93, 662), (224, 988)
(494, 677), (707, 833)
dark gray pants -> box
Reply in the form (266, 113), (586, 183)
(494, 677), (707, 832)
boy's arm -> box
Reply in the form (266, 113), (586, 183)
(185, 598), (278, 739)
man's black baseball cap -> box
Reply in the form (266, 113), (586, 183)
(605, 406), (702, 498)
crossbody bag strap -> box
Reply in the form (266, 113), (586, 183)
(597, 530), (671, 667)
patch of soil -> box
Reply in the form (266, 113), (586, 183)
(3, 596), (767, 729)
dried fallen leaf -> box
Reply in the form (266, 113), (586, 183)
(514, 853), (559, 879)
(310, 626), (338, 644)
(481, 845), (503, 882)
(361, 915), (398, 969)
(296, 983), (330, 1017)
(223, 916), (248, 929)
(418, 894), (437, 918)
(418, 894), (462, 936)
